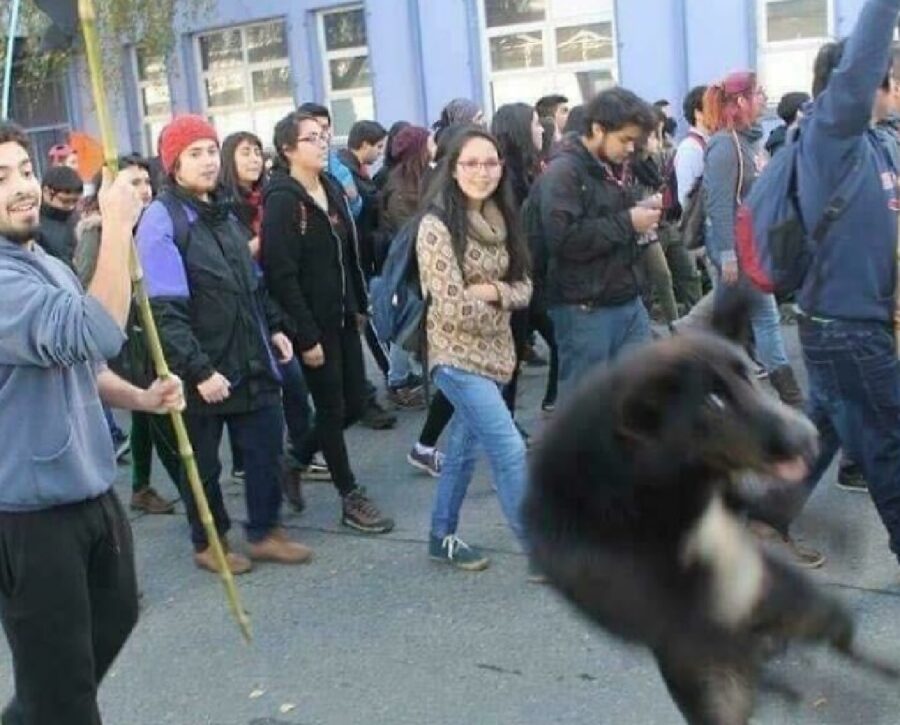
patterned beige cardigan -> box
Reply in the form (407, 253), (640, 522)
(416, 202), (532, 384)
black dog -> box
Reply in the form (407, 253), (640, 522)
(524, 295), (893, 724)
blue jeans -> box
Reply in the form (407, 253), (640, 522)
(231, 358), (312, 471)
(550, 297), (651, 397)
(797, 319), (900, 558)
(388, 344), (415, 388)
(430, 366), (527, 544)
(703, 261), (789, 372)
(184, 404), (284, 547)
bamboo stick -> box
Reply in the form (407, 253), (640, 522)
(77, 0), (251, 642)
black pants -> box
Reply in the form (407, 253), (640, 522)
(0, 491), (138, 725)
(183, 404), (284, 549)
(298, 326), (367, 495)
(419, 389), (455, 448)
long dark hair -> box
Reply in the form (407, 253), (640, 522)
(391, 125), (430, 190)
(383, 121), (411, 168)
(219, 131), (263, 227)
(421, 125), (530, 282)
(491, 102), (539, 206)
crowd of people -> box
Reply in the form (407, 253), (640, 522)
(4, 0), (900, 718)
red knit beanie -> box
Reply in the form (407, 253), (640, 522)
(158, 115), (219, 174)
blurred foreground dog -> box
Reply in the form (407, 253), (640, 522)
(525, 289), (897, 724)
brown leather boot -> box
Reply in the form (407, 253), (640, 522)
(130, 487), (175, 514)
(194, 543), (252, 575)
(769, 365), (805, 408)
(248, 529), (313, 564)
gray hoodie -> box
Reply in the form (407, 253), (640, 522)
(0, 237), (125, 511)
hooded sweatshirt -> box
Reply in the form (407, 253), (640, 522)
(261, 168), (368, 352)
(0, 237), (124, 511)
(795, 0), (900, 322)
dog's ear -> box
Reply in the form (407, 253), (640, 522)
(711, 284), (754, 344)
(617, 360), (709, 443)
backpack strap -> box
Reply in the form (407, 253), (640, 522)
(687, 131), (707, 152)
(809, 154), (863, 243)
(731, 130), (745, 205)
(156, 191), (193, 256)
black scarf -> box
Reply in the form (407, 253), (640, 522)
(167, 183), (230, 225)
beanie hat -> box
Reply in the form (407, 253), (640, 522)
(159, 115), (219, 174)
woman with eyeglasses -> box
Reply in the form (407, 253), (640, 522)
(218, 131), (321, 503)
(262, 111), (395, 535)
(700, 73), (803, 408)
(417, 125), (532, 571)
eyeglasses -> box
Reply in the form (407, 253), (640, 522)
(298, 134), (329, 147)
(457, 159), (503, 175)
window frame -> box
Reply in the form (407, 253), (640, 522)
(756, 0), (835, 104)
(131, 47), (173, 158)
(316, 4), (376, 140)
(476, 0), (619, 114)
(193, 18), (296, 140)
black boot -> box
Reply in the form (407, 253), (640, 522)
(280, 462), (306, 513)
(769, 365), (804, 408)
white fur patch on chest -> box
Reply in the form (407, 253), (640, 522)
(681, 494), (765, 628)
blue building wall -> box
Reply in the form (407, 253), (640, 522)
(65, 0), (876, 153)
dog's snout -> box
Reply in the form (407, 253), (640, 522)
(763, 403), (819, 463)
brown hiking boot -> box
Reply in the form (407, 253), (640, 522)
(193, 544), (252, 575)
(130, 487), (175, 515)
(248, 529), (313, 564)
(280, 464), (306, 512)
(341, 488), (395, 534)
(749, 521), (825, 569)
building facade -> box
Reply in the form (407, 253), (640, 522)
(12, 0), (875, 160)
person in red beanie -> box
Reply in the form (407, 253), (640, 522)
(135, 114), (314, 573)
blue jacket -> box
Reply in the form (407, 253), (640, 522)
(795, 0), (900, 322)
(0, 238), (124, 511)
(328, 150), (363, 219)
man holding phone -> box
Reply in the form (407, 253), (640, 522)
(538, 87), (660, 394)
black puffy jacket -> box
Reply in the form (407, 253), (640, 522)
(538, 136), (641, 307)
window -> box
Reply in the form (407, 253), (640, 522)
(757, 0), (833, 103)
(478, 0), (617, 113)
(317, 6), (375, 138)
(196, 20), (295, 144)
(133, 48), (172, 157)
(8, 66), (70, 177)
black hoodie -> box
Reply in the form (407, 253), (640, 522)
(38, 204), (78, 267)
(261, 168), (368, 352)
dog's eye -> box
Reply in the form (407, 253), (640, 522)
(706, 393), (728, 411)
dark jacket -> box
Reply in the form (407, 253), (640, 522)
(261, 169), (368, 352)
(338, 148), (379, 278)
(538, 135), (641, 307)
(135, 187), (282, 415)
(37, 204), (77, 267)
(380, 168), (421, 235)
(795, 0), (900, 322)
